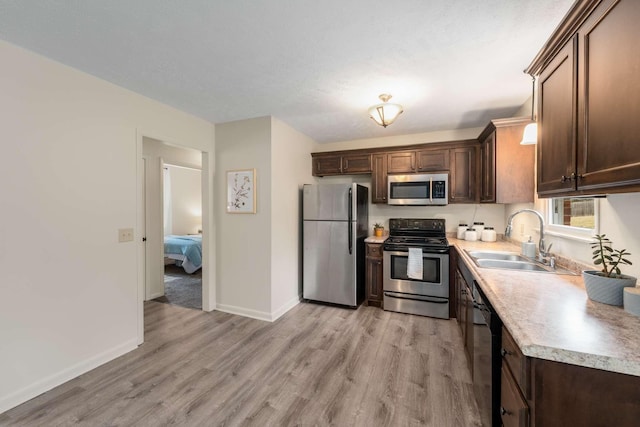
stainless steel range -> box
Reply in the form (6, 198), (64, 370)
(383, 218), (450, 319)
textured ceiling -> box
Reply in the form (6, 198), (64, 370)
(0, 0), (574, 143)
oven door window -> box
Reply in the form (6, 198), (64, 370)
(390, 254), (441, 283)
(389, 182), (429, 200)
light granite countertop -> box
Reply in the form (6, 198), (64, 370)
(451, 237), (640, 377)
(364, 235), (388, 244)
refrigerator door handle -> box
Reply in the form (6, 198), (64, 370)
(348, 187), (353, 255)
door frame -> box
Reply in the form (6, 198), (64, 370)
(136, 129), (216, 345)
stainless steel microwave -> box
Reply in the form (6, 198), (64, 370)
(387, 173), (448, 206)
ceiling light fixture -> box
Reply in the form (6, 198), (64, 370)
(521, 76), (538, 145)
(369, 94), (403, 128)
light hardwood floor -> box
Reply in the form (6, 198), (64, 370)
(1, 301), (481, 426)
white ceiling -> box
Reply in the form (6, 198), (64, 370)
(0, 0), (574, 143)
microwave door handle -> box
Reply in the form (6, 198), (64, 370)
(430, 177), (433, 203)
(348, 187), (353, 255)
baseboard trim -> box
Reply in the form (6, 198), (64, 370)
(270, 295), (301, 321)
(215, 296), (301, 323)
(0, 338), (138, 414)
(146, 291), (164, 301)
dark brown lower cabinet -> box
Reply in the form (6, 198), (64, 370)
(365, 243), (383, 307)
(501, 326), (640, 427)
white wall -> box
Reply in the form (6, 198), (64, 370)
(270, 117), (316, 318)
(215, 117), (273, 318)
(142, 139), (202, 299)
(169, 166), (202, 235)
(0, 40), (214, 413)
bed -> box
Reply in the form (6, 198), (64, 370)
(164, 235), (202, 274)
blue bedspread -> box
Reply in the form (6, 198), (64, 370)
(164, 235), (202, 269)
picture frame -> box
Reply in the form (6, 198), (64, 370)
(226, 169), (256, 214)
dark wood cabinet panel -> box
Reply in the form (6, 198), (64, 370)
(312, 154), (343, 176)
(342, 153), (371, 174)
(387, 151), (416, 173)
(371, 154), (388, 203)
(500, 364), (530, 427)
(531, 358), (640, 427)
(450, 146), (478, 203)
(311, 152), (371, 176)
(365, 243), (383, 307)
(417, 148), (449, 172)
(577, 0), (640, 193)
(480, 132), (496, 203)
(479, 117), (534, 203)
(528, 0), (640, 197)
(537, 38), (577, 196)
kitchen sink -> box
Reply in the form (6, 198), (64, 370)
(475, 259), (548, 272)
(466, 250), (528, 262)
(464, 249), (576, 275)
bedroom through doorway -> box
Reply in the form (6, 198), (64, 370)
(156, 163), (203, 310)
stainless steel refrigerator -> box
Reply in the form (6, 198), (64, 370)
(302, 183), (368, 307)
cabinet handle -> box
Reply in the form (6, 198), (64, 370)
(571, 172), (584, 181)
(560, 175), (569, 183)
(500, 407), (509, 416)
(501, 348), (509, 357)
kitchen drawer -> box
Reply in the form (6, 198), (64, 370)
(501, 364), (529, 427)
(366, 243), (383, 257)
(502, 327), (530, 398)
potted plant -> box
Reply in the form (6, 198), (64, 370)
(583, 234), (636, 306)
(373, 222), (384, 237)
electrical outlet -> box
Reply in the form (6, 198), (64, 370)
(118, 228), (134, 243)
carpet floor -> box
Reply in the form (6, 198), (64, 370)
(153, 264), (202, 310)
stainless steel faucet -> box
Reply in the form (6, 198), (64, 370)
(505, 209), (553, 259)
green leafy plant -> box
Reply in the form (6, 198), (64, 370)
(374, 222), (383, 229)
(591, 234), (632, 278)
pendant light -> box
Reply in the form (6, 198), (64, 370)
(369, 94), (403, 128)
(521, 76), (538, 145)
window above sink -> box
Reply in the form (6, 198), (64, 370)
(545, 197), (600, 242)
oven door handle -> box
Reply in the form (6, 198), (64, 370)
(348, 187), (353, 255)
(384, 291), (448, 304)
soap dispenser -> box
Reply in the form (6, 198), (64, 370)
(522, 236), (536, 258)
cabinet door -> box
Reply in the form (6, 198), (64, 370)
(450, 146), (478, 203)
(417, 148), (450, 172)
(480, 132), (496, 203)
(371, 154), (388, 203)
(501, 365), (530, 427)
(537, 38), (577, 196)
(577, 0), (640, 193)
(312, 154), (342, 176)
(387, 151), (416, 173)
(365, 257), (383, 307)
(342, 153), (371, 174)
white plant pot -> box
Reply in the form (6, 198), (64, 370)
(582, 271), (637, 306)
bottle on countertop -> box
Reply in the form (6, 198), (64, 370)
(481, 226), (497, 242)
(457, 223), (468, 240)
(522, 235), (536, 258)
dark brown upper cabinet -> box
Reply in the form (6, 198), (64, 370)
(449, 145), (478, 203)
(311, 152), (371, 176)
(527, 0), (640, 197)
(387, 151), (416, 173)
(416, 148), (450, 172)
(371, 154), (388, 203)
(478, 117), (535, 203)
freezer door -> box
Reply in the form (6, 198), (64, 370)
(303, 184), (351, 221)
(303, 220), (356, 306)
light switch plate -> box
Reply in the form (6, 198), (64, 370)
(118, 228), (134, 242)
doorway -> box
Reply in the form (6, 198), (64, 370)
(139, 136), (211, 314)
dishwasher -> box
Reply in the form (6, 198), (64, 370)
(473, 281), (502, 427)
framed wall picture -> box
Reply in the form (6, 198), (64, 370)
(226, 169), (256, 213)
